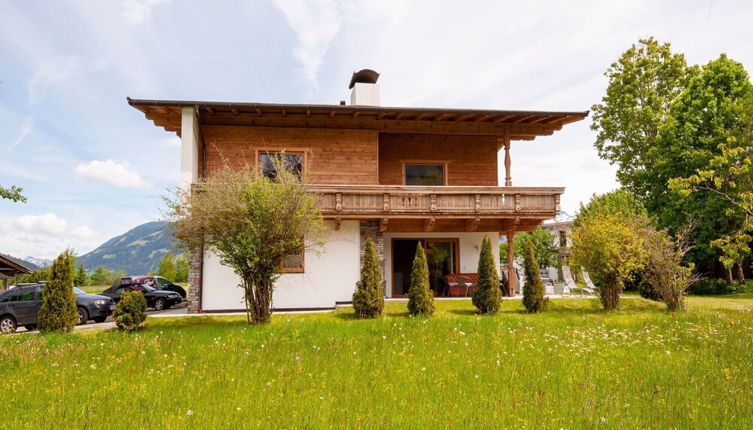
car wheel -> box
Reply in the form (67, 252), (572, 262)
(24, 325), (37, 331)
(153, 298), (166, 311)
(0, 316), (17, 334)
(93, 316), (107, 323)
(77, 307), (89, 325)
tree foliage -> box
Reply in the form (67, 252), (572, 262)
(643, 226), (701, 312)
(174, 254), (189, 283)
(74, 263), (88, 287)
(0, 184), (27, 203)
(593, 38), (753, 277)
(157, 252), (177, 281)
(572, 191), (649, 311)
(522, 240), (547, 313)
(407, 244), (434, 316)
(352, 238), (384, 318)
(113, 291), (147, 331)
(591, 37), (695, 195)
(167, 158), (325, 324)
(513, 227), (557, 269)
(38, 250), (78, 333)
(472, 235), (502, 314)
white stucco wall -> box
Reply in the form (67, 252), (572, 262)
(201, 220), (361, 311)
(382, 232), (500, 297)
(180, 107), (199, 187)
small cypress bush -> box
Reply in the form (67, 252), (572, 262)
(113, 291), (147, 331)
(472, 235), (502, 314)
(408, 244), (434, 316)
(38, 249), (78, 333)
(352, 238), (384, 318)
(522, 240), (548, 313)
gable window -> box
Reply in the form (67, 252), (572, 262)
(259, 151), (304, 179)
(280, 247), (304, 273)
(404, 163), (445, 185)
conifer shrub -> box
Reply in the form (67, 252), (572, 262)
(408, 244), (434, 316)
(113, 291), (147, 331)
(352, 238), (384, 318)
(38, 250), (78, 333)
(472, 235), (502, 314)
(522, 240), (548, 313)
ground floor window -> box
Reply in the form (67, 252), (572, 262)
(280, 247), (304, 273)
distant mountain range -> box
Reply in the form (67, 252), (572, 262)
(24, 256), (52, 268)
(77, 221), (181, 275)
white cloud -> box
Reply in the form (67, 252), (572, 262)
(27, 57), (108, 103)
(74, 159), (152, 190)
(0, 214), (102, 259)
(9, 117), (32, 150)
(162, 136), (181, 147)
(273, 0), (343, 87)
(13, 213), (68, 235)
(121, 0), (170, 24)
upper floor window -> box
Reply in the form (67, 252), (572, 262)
(404, 163), (445, 185)
(259, 151), (304, 179)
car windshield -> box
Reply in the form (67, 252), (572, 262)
(73, 287), (86, 295)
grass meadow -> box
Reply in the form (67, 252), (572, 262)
(1, 296), (752, 429)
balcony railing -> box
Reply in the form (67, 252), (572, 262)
(306, 185), (563, 218)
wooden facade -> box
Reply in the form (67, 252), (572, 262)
(129, 97), (587, 299)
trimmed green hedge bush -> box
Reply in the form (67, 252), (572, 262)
(113, 291), (147, 331)
(408, 244), (434, 316)
(353, 238), (384, 318)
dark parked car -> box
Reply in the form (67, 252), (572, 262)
(0, 284), (115, 334)
(120, 276), (187, 298)
(100, 282), (182, 311)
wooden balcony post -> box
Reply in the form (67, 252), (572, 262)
(504, 140), (512, 187)
(506, 231), (516, 296)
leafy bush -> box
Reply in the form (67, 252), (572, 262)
(38, 250), (78, 333)
(408, 244), (434, 316)
(352, 238), (384, 318)
(522, 240), (548, 313)
(687, 278), (738, 295)
(513, 227), (558, 269)
(472, 235), (502, 314)
(113, 291), (147, 331)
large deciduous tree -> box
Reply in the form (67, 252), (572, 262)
(572, 191), (649, 311)
(167, 160), (325, 324)
(659, 56), (753, 277)
(591, 37), (694, 196)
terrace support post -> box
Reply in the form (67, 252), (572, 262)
(504, 140), (512, 187)
(506, 231), (516, 296)
(360, 220), (385, 296)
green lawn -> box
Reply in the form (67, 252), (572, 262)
(2, 296), (752, 429)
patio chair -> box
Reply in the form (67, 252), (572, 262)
(580, 268), (597, 293)
(560, 266), (577, 294)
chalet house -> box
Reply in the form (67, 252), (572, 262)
(129, 69), (587, 312)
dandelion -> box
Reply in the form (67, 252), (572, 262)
(187, 410), (193, 416)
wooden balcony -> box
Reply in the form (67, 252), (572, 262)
(307, 185), (564, 232)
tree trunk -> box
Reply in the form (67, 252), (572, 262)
(599, 274), (622, 311)
(724, 267), (733, 284)
(243, 275), (274, 325)
(735, 262), (745, 284)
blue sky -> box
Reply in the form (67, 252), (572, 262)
(2, 0), (752, 259)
